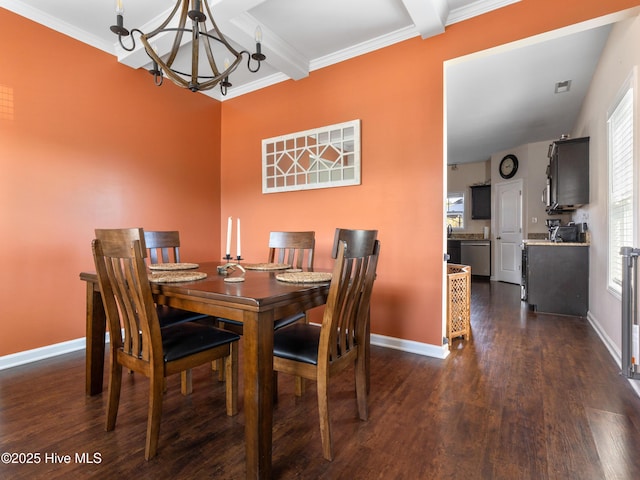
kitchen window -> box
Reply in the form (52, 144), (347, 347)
(446, 192), (465, 229)
(608, 74), (635, 296)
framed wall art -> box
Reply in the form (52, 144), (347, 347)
(262, 119), (361, 193)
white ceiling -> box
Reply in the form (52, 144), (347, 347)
(447, 22), (612, 164)
(0, 0), (616, 164)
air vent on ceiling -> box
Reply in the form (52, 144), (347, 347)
(555, 80), (572, 94)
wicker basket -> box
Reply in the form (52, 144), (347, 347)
(447, 264), (471, 346)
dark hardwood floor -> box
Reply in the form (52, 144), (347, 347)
(3, 280), (640, 479)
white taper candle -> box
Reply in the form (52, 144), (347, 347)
(226, 216), (232, 256)
(237, 218), (241, 257)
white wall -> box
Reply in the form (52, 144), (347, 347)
(572, 13), (640, 356)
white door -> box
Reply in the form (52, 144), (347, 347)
(496, 180), (523, 284)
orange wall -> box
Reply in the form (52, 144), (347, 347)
(0, 10), (222, 356)
(1, 0), (638, 358)
(220, 0), (640, 346)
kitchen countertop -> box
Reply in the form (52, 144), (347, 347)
(522, 239), (590, 247)
(448, 237), (490, 242)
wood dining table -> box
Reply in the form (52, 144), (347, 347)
(79, 261), (330, 479)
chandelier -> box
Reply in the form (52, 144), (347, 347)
(110, 0), (266, 94)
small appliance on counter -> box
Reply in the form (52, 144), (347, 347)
(545, 219), (561, 240)
(576, 222), (588, 243)
(550, 225), (578, 242)
(547, 221), (588, 243)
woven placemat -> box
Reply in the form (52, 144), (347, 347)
(244, 262), (291, 271)
(149, 262), (199, 271)
(276, 272), (332, 283)
(149, 271), (207, 283)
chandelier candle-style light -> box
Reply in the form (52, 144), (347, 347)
(110, 0), (266, 94)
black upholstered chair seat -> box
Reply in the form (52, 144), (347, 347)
(156, 305), (209, 328)
(274, 312), (306, 331)
(273, 323), (321, 365)
(161, 322), (240, 363)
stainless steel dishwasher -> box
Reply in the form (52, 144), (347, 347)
(460, 241), (491, 276)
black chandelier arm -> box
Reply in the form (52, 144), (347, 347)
(152, 71), (164, 87)
(242, 50), (263, 73)
(146, 55), (164, 87)
(220, 78), (230, 96)
(116, 28), (145, 53)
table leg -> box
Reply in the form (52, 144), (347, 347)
(85, 281), (106, 396)
(242, 310), (274, 479)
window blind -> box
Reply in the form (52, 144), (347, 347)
(609, 87), (634, 292)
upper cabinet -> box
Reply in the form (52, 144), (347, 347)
(546, 136), (589, 214)
(471, 184), (491, 219)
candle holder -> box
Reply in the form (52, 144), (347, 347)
(217, 259), (246, 282)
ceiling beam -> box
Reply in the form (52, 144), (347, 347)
(218, 12), (308, 80)
(402, 0), (450, 38)
(212, 0), (309, 80)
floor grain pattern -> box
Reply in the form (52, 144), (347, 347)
(2, 280), (640, 479)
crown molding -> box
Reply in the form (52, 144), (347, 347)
(447, 0), (521, 25)
(1, 0), (114, 53)
(2, 0), (523, 100)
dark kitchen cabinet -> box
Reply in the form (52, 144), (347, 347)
(471, 185), (491, 219)
(447, 240), (461, 264)
(525, 244), (588, 316)
(547, 136), (589, 213)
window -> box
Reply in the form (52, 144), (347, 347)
(608, 81), (635, 295)
(446, 192), (465, 229)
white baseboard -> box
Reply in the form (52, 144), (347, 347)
(0, 331), (446, 371)
(371, 333), (450, 359)
(587, 312), (622, 367)
(0, 333), (111, 371)
(587, 312), (640, 398)
(0, 338), (86, 370)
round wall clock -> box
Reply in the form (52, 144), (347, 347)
(499, 154), (518, 179)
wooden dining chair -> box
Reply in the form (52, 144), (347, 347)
(144, 230), (183, 264)
(332, 229), (378, 393)
(93, 228), (240, 460)
(143, 230), (211, 328)
(268, 230), (315, 271)
(272, 232), (380, 461)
